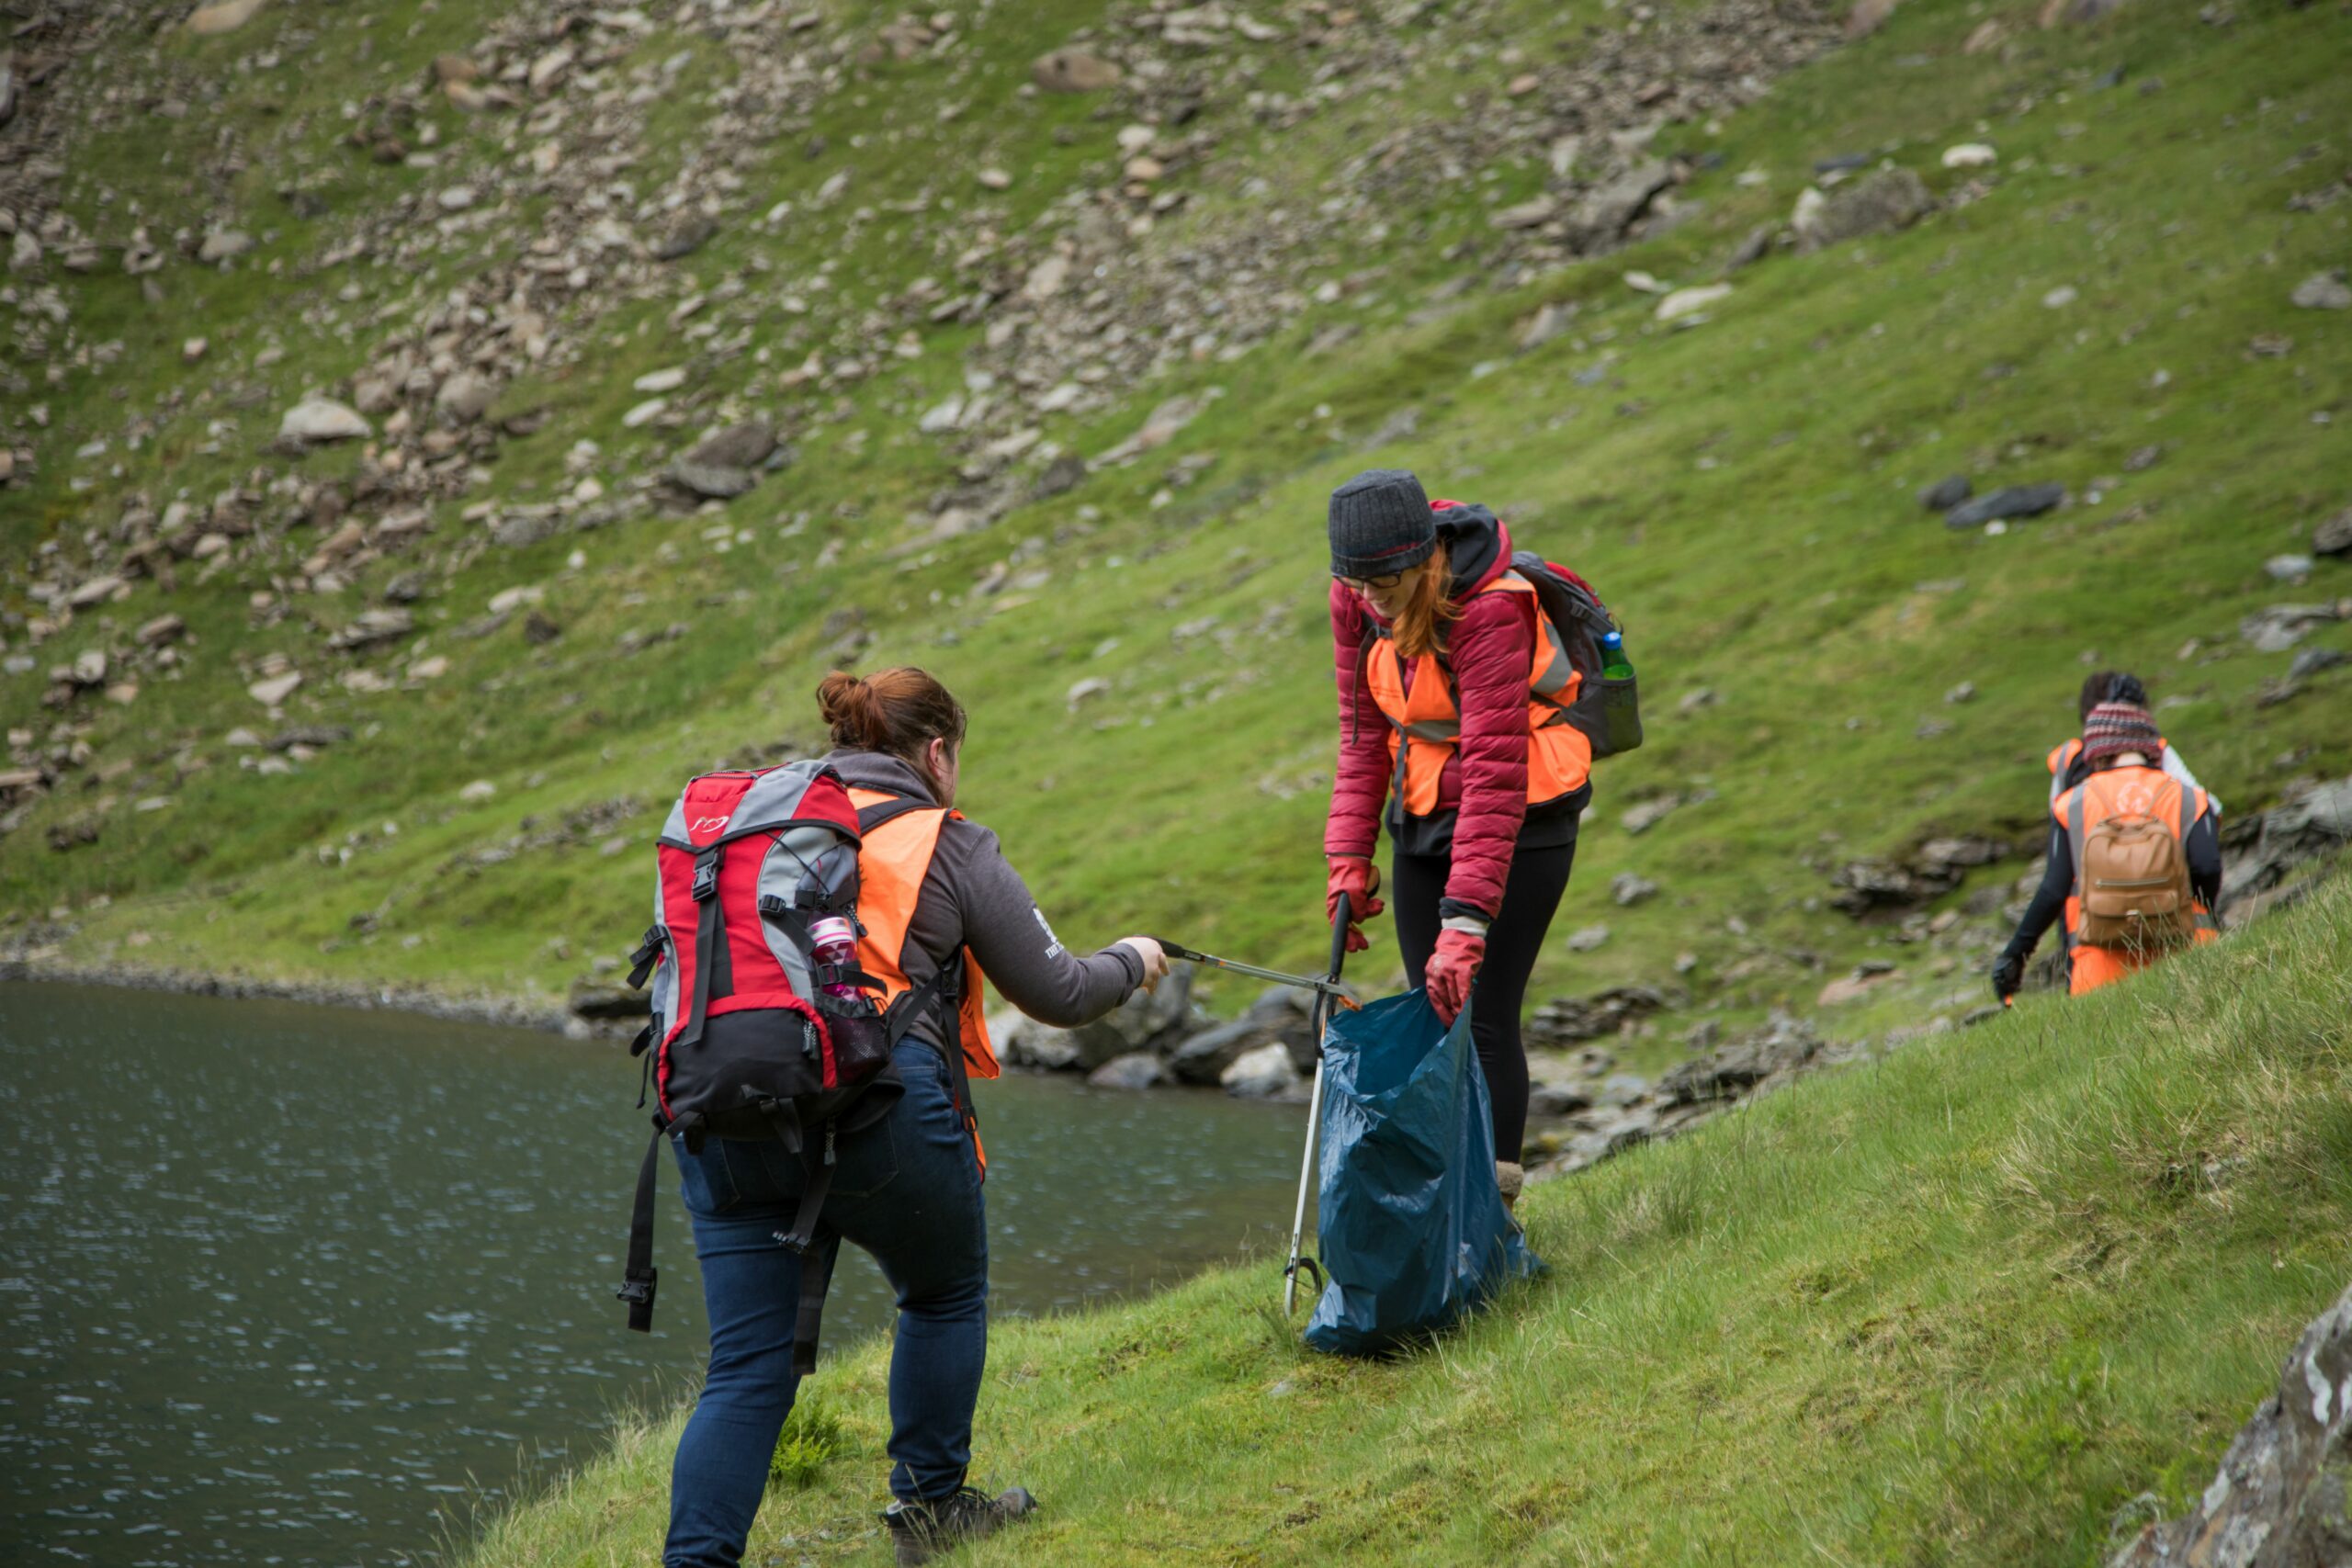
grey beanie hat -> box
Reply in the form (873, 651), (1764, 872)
(1328, 468), (1436, 578)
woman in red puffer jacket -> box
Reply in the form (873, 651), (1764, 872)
(1323, 468), (1591, 1207)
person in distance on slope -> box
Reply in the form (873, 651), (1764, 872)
(1322, 469), (1591, 1211)
(2045, 671), (2218, 814)
(1993, 699), (2222, 1003)
(662, 668), (1169, 1568)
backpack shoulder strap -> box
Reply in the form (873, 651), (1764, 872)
(856, 794), (935, 835)
(2066, 784), (2090, 891)
(617, 1119), (668, 1332)
(671, 843), (728, 1053)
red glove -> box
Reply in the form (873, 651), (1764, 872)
(1325, 857), (1384, 953)
(1425, 929), (1485, 1025)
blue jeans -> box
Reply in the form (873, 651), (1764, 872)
(664, 1042), (989, 1568)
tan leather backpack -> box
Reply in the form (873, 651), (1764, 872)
(2077, 812), (2195, 952)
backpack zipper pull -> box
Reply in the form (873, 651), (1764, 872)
(823, 1122), (837, 1168)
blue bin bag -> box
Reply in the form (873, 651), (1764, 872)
(1304, 989), (1544, 1357)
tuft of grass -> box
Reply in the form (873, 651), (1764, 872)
(769, 1393), (849, 1491)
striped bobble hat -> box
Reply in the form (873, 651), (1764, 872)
(2081, 700), (2163, 765)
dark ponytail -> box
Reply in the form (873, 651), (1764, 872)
(816, 667), (967, 765)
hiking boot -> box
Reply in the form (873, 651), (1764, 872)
(882, 1484), (1037, 1565)
(1496, 1160), (1524, 1213)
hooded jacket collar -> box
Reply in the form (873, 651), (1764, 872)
(1431, 501), (1512, 600)
(820, 748), (938, 807)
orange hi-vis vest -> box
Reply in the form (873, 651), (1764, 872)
(2054, 766), (2216, 996)
(1362, 572), (1592, 818)
(847, 787), (999, 1168)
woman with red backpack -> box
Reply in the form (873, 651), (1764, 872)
(1323, 468), (1595, 1210)
(661, 668), (1168, 1568)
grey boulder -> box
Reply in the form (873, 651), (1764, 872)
(1919, 474), (1973, 512)
(1220, 1043), (1297, 1099)
(1086, 1053), (1166, 1091)
(280, 397), (372, 444)
(2109, 1279), (2352, 1567)
(1944, 482), (2066, 529)
(665, 461), (759, 501)
(1166, 1019), (1275, 1086)
(1796, 167), (1934, 254)
(1065, 966), (1195, 1069)
(435, 371), (497, 423)
(999, 1019), (1084, 1072)
(688, 423), (780, 470)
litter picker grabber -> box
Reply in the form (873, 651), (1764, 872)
(1156, 895), (1355, 1314)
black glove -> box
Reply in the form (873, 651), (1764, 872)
(1990, 953), (2024, 1002)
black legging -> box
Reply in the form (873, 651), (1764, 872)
(1391, 840), (1577, 1165)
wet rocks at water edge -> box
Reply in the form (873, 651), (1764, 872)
(996, 964), (1201, 1073)
(1086, 1052), (1166, 1091)
(2108, 1279), (2352, 1567)
(569, 976), (650, 1021)
(1219, 1043), (1298, 1100)
(988, 977), (1323, 1097)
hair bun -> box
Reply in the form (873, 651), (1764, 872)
(814, 665), (967, 764)
(816, 670), (881, 749)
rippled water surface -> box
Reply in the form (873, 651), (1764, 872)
(0, 982), (1306, 1565)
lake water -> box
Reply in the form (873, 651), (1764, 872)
(0, 982), (1307, 1566)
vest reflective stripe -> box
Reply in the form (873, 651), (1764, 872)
(2047, 739), (2081, 779)
(845, 788), (1000, 1083)
(1361, 572), (1591, 818)
(2053, 768), (2214, 993)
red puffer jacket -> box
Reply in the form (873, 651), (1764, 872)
(1324, 505), (1535, 920)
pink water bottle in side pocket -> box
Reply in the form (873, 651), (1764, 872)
(808, 915), (861, 1000)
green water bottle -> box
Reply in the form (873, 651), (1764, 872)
(1599, 628), (1634, 682)
(1595, 627), (1643, 756)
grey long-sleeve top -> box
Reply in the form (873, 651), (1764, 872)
(822, 749), (1142, 1054)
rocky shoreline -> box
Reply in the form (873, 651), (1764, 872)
(0, 950), (576, 1033)
(10, 772), (2342, 1190)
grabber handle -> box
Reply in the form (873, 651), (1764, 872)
(1150, 938), (1209, 964)
(1283, 892), (1350, 1318)
(1325, 890), (1352, 982)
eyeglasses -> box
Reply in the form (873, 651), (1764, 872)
(1334, 571), (1405, 592)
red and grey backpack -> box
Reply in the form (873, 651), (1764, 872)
(615, 760), (957, 1359)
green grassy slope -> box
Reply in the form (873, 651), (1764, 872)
(460, 867), (2352, 1566)
(5, 0), (2349, 1052)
